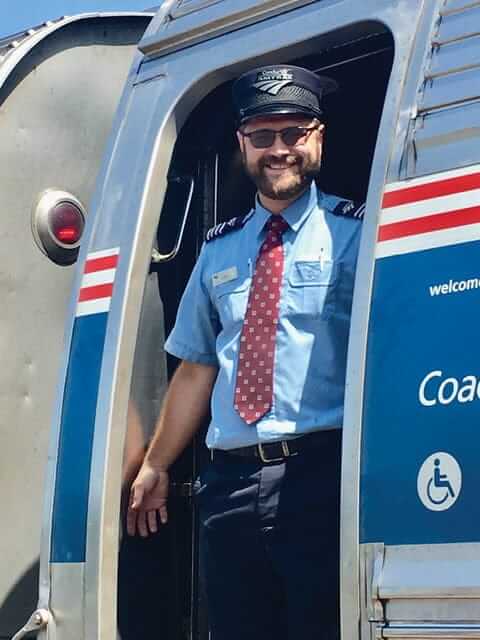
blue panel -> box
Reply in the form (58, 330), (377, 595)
(51, 313), (108, 562)
(361, 241), (480, 545)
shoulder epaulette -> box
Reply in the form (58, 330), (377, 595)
(332, 200), (365, 220)
(205, 210), (253, 242)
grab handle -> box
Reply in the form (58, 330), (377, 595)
(11, 609), (50, 640)
(151, 175), (195, 264)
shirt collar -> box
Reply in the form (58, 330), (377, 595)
(252, 181), (321, 237)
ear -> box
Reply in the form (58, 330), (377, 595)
(237, 131), (246, 155)
(317, 124), (325, 153)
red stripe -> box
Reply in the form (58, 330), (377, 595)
(84, 254), (118, 274)
(378, 204), (480, 242)
(382, 172), (480, 208)
(78, 283), (114, 302)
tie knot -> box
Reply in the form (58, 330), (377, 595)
(266, 216), (289, 235)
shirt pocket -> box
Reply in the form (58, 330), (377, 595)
(213, 268), (251, 326)
(286, 259), (338, 319)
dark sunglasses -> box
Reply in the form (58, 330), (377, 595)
(240, 124), (320, 149)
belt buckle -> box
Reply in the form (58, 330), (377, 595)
(258, 440), (290, 463)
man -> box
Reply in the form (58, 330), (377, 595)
(127, 65), (364, 640)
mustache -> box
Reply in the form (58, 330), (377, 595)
(258, 154), (301, 169)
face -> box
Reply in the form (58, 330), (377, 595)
(237, 114), (324, 202)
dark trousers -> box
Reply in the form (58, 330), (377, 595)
(195, 429), (341, 640)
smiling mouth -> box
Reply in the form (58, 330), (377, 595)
(263, 162), (298, 171)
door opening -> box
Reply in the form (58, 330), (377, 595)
(117, 27), (394, 640)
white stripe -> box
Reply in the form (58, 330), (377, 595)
(375, 223), (480, 259)
(76, 297), (111, 317)
(384, 163), (480, 193)
(86, 247), (120, 260)
(381, 188), (480, 224)
(81, 269), (116, 288)
(355, 203), (366, 218)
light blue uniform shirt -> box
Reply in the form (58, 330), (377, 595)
(164, 182), (362, 449)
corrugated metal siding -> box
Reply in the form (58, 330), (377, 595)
(406, 0), (480, 177)
(436, 4), (480, 40)
(421, 67), (480, 111)
(442, 0), (480, 12)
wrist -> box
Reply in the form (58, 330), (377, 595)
(144, 453), (169, 474)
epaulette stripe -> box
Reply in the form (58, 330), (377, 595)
(332, 199), (365, 220)
(354, 203), (365, 219)
(205, 210), (253, 243)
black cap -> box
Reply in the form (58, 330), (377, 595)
(232, 64), (338, 126)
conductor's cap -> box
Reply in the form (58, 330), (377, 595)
(232, 65), (338, 125)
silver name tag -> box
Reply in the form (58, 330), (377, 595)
(212, 266), (238, 287)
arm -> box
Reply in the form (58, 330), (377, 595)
(126, 359), (218, 536)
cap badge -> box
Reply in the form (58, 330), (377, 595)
(252, 68), (293, 95)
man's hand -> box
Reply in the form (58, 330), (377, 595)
(126, 462), (169, 536)
(125, 360), (217, 537)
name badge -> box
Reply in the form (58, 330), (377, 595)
(212, 266), (238, 287)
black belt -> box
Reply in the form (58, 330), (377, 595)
(210, 429), (340, 464)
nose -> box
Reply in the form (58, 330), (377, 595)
(268, 133), (291, 154)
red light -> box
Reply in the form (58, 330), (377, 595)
(49, 201), (85, 246)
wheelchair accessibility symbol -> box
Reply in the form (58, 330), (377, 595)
(417, 452), (462, 512)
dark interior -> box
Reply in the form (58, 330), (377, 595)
(118, 28), (394, 640)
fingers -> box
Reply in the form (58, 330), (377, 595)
(126, 505), (137, 536)
(147, 509), (158, 534)
(127, 507), (166, 536)
(137, 508), (149, 538)
(126, 467), (169, 535)
(159, 504), (168, 525)
(130, 483), (144, 510)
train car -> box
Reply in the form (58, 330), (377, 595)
(0, 12), (154, 640)
(9, 0), (480, 638)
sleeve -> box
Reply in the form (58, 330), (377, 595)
(164, 243), (220, 366)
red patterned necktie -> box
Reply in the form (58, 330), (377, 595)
(234, 215), (289, 424)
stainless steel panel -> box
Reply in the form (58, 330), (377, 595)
(138, 0), (321, 57)
(429, 35), (480, 77)
(406, 101), (480, 177)
(382, 625), (480, 639)
(420, 66), (480, 110)
(361, 543), (480, 629)
(379, 543), (480, 599)
(386, 600), (480, 623)
(0, 14), (151, 639)
(84, 80), (178, 640)
(436, 6), (480, 43)
(48, 564), (84, 640)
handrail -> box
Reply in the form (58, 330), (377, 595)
(151, 175), (195, 264)
(11, 609), (50, 640)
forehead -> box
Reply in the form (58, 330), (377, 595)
(241, 114), (314, 131)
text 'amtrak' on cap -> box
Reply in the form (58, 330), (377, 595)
(232, 65), (338, 125)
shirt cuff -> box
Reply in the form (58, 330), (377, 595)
(164, 337), (218, 366)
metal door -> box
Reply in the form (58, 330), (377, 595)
(353, 1), (480, 639)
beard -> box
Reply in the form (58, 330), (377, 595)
(242, 150), (321, 201)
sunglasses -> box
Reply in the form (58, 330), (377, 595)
(240, 124), (320, 149)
